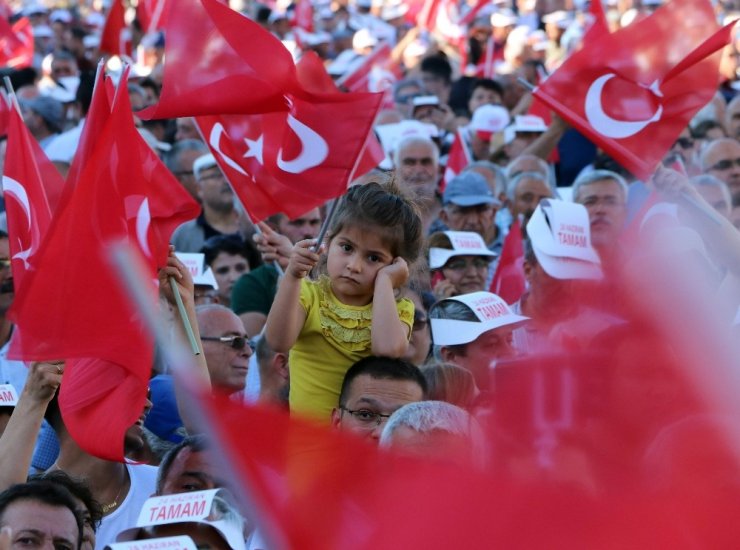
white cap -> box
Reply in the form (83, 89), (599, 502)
(0, 384), (19, 408)
(175, 253), (219, 290)
(193, 154), (218, 180)
(526, 198), (603, 280)
(429, 231), (497, 269)
(412, 95), (440, 110)
(107, 536), (197, 550)
(353, 28), (378, 50)
(504, 114), (548, 143)
(431, 292), (529, 346)
(381, 2), (408, 20)
(50, 9), (73, 24)
(490, 8), (517, 27)
(33, 25), (54, 38)
(116, 490), (245, 550)
(470, 104), (511, 138)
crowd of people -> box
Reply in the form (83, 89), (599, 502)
(0, 0), (739, 548)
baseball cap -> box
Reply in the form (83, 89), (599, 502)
(430, 292), (529, 346)
(21, 96), (64, 133)
(490, 8), (517, 27)
(526, 198), (603, 280)
(504, 114), (548, 144)
(193, 154), (218, 180)
(412, 95), (441, 113)
(429, 231), (497, 269)
(470, 104), (511, 142)
(442, 171), (497, 207)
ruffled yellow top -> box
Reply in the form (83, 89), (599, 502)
(288, 276), (414, 421)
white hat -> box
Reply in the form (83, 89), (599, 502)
(116, 490), (245, 550)
(0, 384), (19, 408)
(431, 292), (529, 346)
(504, 114), (548, 143)
(175, 253), (219, 290)
(470, 104), (511, 140)
(526, 198), (603, 280)
(50, 9), (73, 24)
(542, 10), (572, 27)
(412, 95), (440, 110)
(33, 25), (54, 38)
(490, 8), (517, 27)
(83, 35), (101, 49)
(353, 28), (378, 50)
(22, 2), (48, 17)
(108, 536), (197, 550)
(429, 231), (497, 269)
(381, 2), (408, 21)
(193, 154), (218, 180)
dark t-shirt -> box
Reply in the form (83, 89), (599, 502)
(231, 263), (279, 315)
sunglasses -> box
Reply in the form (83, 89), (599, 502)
(710, 158), (740, 171)
(200, 335), (254, 350)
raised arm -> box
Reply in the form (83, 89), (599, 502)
(0, 361), (62, 490)
(371, 257), (410, 357)
(264, 239), (317, 353)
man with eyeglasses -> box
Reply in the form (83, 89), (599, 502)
(171, 154), (244, 253)
(331, 356), (427, 442)
(196, 305), (253, 395)
(163, 139), (209, 202)
(700, 138), (740, 203)
(572, 170), (628, 256)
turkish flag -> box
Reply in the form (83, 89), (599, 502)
(474, 37), (495, 79)
(490, 218), (526, 304)
(100, 0), (132, 58)
(8, 70), (199, 460)
(2, 102), (63, 292)
(533, 0), (734, 180)
(136, 0), (169, 34)
(292, 0), (313, 33)
(336, 43), (402, 94)
(195, 88), (382, 222)
(0, 17), (33, 69)
(138, 0), (297, 119)
(441, 129), (472, 193)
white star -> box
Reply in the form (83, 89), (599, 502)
(243, 135), (264, 165)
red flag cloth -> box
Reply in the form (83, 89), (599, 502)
(2, 102), (62, 292)
(194, 87), (382, 222)
(136, 0), (169, 34)
(490, 218), (526, 304)
(8, 71), (199, 460)
(138, 0), (297, 119)
(292, 0), (313, 32)
(586, 0), (609, 39)
(336, 43), (402, 93)
(474, 37), (495, 79)
(441, 128), (471, 193)
(0, 17), (33, 69)
(100, 0), (132, 58)
(532, 0), (733, 180)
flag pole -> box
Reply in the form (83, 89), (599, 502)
(169, 276), (201, 355)
(312, 197), (339, 252)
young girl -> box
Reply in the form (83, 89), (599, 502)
(265, 181), (423, 420)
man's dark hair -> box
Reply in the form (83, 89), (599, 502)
(471, 78), (504, 101)
(0, 480), (84, 549)
(338, 357), (427, 407)
(156, 434), (209, 495)
(200, 234), (262, 271)
(29, 471), (103, 531)
(420, 55), (452, 84)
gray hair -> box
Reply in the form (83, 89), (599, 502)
(164, 138), (208, 173)
(506, 170), (549, 201)
(572, 169), (628, 203)
(393, 77), (424, 102)
(464, 160), (508, 196)
(691, 174), (732, 207)
(505, 154), (549, 180)
(393, 135), (439, 168)
(700, 137), (740, 171)
(379, 401), (487, 467)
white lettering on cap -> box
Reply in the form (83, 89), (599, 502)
(451, 235), (487, 251)
(0, 384), (18, 406)
(174, 253), (205, 279)
(136, 490), (219, 528)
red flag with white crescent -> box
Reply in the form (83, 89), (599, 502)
(0, 17), (33, 69)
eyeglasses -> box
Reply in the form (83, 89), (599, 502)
(199, 170), (226, 182)
(710, 158), (740, 171)
(340, 407), (392, 428)
(200, 335), (254, 351)
(413, 310), (428, 331)
(444, 257), (491, 271)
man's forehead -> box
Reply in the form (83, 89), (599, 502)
(577, 179), (625, 200)
(707, 141), (740, 162)
(400, 142), (436, 159)
(346, 375), (423, 404)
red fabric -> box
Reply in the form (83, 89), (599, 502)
(0, 17), (33, 69)
(2, 103), (61, 292)
(415, 0), (440, 31)
(490, 218), (526, 304)
(441, 128), (471, 193)
(136, 0), (169, 34)
(533, 0), (732, 180)
(194, 86), (382, 222)
(138, 0), (297, 119)
(100, 0), (132, 57)
(8, 71), (199, 460)
(586, 0), (609, 38)
(474, 37), (495, 78)
(292, 0), (313, 32)
(337, 43), (401, 93)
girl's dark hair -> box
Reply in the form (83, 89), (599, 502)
(327, 180), (423, 265)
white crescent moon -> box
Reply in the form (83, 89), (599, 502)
(276, 115), (329, 174)
(2, 176), (31, 232)
(585, 73), (663, 139)
(208, 122), (249, 176)
(136, 198), (152, 258)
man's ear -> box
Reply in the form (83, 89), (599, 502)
(330, 408), (341, 429)
(274, 353), (289, 381)
(440, 346), (455, 362)
(439, 207), (450, 225)
(523, 259), (533, 283)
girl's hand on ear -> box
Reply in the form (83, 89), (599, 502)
(377, 257), (409, 289)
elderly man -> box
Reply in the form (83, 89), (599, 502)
(700, 138), (740, 203)
(430, 291), (528, 390)
(507, 170), (553, 228)
(394, 136), (441, 232)
(572, 170), (628, 254)
(438, 172), (501, 252)
(331, 356), (427, 443)
(196, 305), (253, 395)
(171, 155), (243, 252)
(0, 480), (82, 550)
(156, 435), (224, 495)
(164, 139), (209, 201)
(691, 174), (733, 219)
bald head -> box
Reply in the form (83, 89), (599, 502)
(394, 136), (439, 200)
